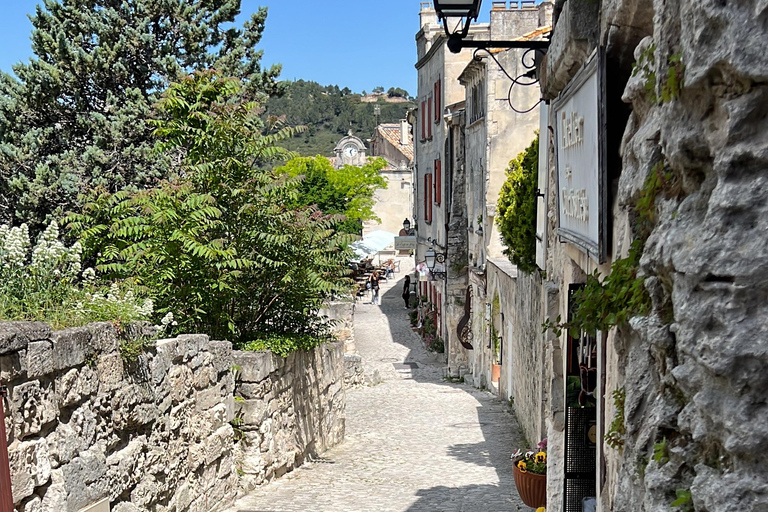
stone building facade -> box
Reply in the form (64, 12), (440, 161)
(0, 321), (346, 512)
(412, 1), (552, 378)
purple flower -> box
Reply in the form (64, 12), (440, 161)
(537, 438), (548, 450)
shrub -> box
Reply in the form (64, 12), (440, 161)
(69, 73), (355, 349)
(497, 134), (539, 273)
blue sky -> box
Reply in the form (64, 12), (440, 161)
(0, 0), (427, 95)
(0, 1), (506, 96)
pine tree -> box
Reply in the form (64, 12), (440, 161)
(0, 0), (281, 230)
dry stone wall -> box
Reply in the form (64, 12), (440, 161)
(232, 343), (345, 492)
(0, 321), (345, 512)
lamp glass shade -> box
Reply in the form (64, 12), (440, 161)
(433, 0), (481, 19)
(403, 219), (411, 231)
(425, 248), (436, 270)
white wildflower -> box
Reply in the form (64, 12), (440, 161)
(139, 298), (154, 316)
(82, 267), (97, 282)
(161, 312), (174, 326)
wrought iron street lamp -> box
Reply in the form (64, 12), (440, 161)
(433, 0), (549, 54)
(434, 0), (550, 113)
(403, 218), (411, 233)
(425, 242), (447, 280)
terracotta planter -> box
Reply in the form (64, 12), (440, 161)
(491, 363), (501, 383)
(512, 463), (547, 508)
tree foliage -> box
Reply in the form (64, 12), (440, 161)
(276, 156), (387, 234)
(0, 0), (282, 231)
(265, 80), (415, 157)
(497, 134), (539, 272)
(68, 73), (354, 345)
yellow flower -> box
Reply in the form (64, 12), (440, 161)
(535, 451), (547, 464)
(536, 508), (546, 512)
(518, 461), (527, 473)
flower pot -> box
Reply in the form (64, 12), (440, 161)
(512, 463), (547, 508)
(491, 363), (501, 383)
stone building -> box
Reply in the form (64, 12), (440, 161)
(364, 121), (414, 236)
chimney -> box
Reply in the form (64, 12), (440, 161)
(400, 119), (410, 146)
(538, 1), (554, 27)
(420, 2), (437, 29)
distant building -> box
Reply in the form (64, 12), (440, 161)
(364, 120), (414, 236)
(331, 133), (367, 169)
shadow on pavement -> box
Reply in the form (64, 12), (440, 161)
(356, 273), (528, 511)
(404, 484), (526, 512)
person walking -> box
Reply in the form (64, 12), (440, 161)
(369, 271), (381, 305)
(402, 275), (411, 309)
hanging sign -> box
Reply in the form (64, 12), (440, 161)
(394, 236), (417, 250)
(553, 49), (607, 263)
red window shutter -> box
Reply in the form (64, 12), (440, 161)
(421, 101), (426, 140)
(425, 173), (433, 223)
(427, 97), (432, 138)
(435, 159), (441, 205)
(434, 80), (441, 122)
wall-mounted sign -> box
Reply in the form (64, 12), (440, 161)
(394, 236), (417, 250)
(553, 49), (607, 263)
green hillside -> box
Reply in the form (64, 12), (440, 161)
(266, 80), (415, 157)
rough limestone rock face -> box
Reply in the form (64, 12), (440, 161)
(1, 322), (347, 512)
(610, 0), (768, 510)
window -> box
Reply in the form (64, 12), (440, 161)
(434, 158), (442, 205)
(424, 173), (433, 223)
(469, 78), (485, 124)
(434, 78), (441, 123)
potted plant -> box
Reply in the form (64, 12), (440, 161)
(512, 439), (547, 508)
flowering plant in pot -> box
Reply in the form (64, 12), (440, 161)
(512, 438), (547, 508)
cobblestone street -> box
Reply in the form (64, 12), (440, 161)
(226, 268), (529, 512)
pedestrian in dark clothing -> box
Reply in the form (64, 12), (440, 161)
(369, 272), (381, 305)
(402, 275), (411, 309)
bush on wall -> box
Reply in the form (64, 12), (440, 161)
(497, 134), (539, 273)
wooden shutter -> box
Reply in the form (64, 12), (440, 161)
(435, 79), (441, 123)
(427, 96), (433, 138)
(420, 101), (426, 141)
(435, 159), (442, 205)
(424, 173), (433, 223)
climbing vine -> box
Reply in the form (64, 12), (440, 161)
(604, 388), (627, 450)
(542, 161), (680, 337)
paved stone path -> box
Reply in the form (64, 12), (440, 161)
(226, 266), (530, 512)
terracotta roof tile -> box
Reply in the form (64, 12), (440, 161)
(375, 123), (414, 162)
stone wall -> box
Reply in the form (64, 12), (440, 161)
(232, 342), (345, 493)
(0, 321), (346, 512)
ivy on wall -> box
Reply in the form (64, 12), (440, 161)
(497, 134), (539, 273)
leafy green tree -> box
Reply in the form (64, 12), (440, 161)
(497, 134), (539, 273)
(387, 87), (410, 99)
(276, 156), (387, 234)
(0, 0), (282, 231)
(68, 73), (354, 345)
(372, 86), (385, 94)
